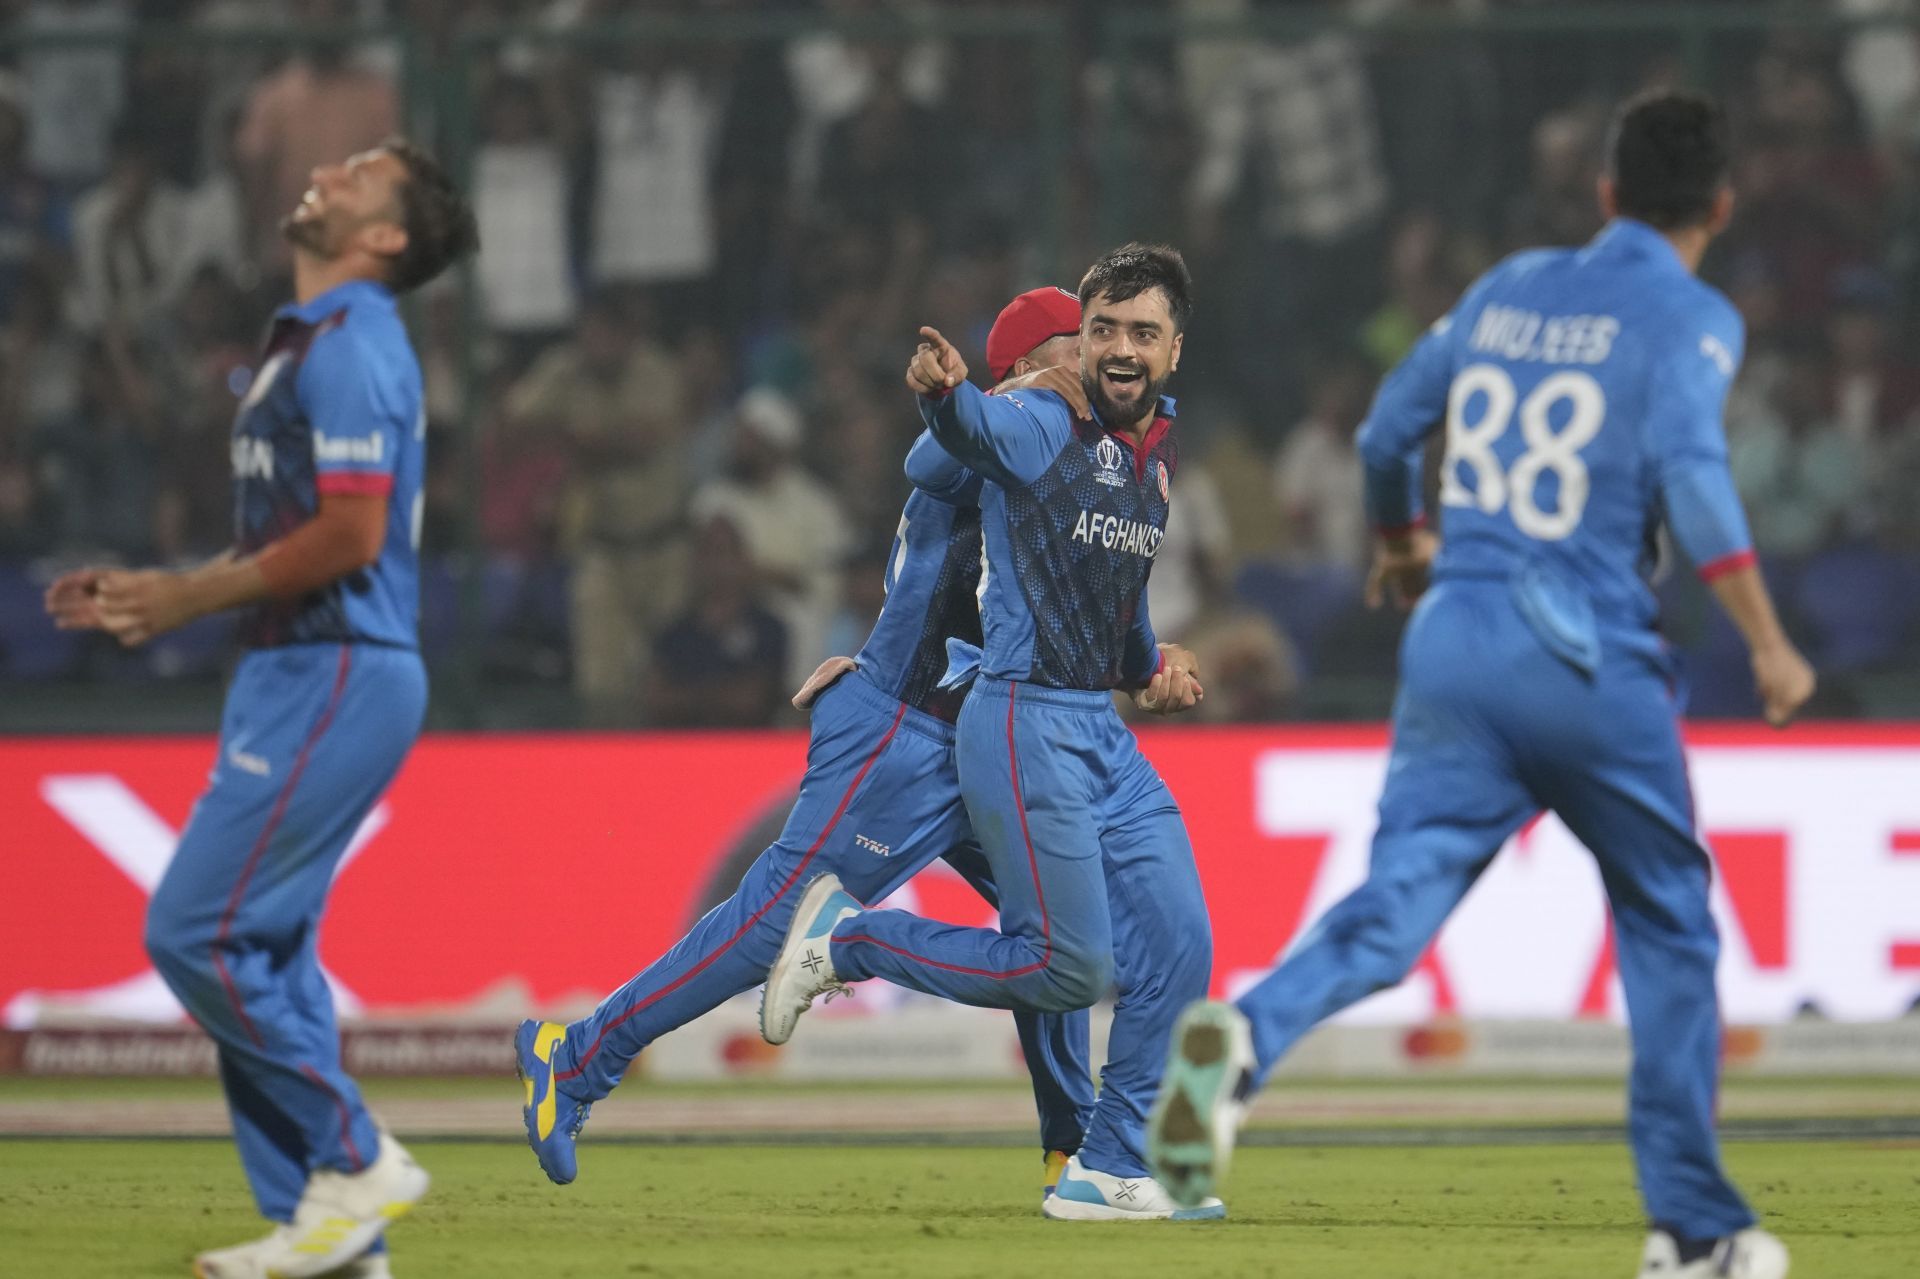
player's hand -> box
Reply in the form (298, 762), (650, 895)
(793, 655), (858, 710)
(1137, 643), (1204, 716)
(93, 569), (199, 647)
(995, 364), (1091, 421)
(44, 567), (110, 630)
(1365, 529), (1438, 611)
(1751, 641), (1815, 728)
(906, 326), (968, 396)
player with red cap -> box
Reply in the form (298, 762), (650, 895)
(515, 287), (1199, 1208)
(986, 286), (1084, 384)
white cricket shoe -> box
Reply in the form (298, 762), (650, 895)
(1042, 1153), (1226, 1221)
(194, 1237), (395, 1279)
(243, 1131), (428, 1278)
(1147, 999), (1256, 1209)
(760, 873), (862, 1045)
(1637, 1227), (1789, 1278)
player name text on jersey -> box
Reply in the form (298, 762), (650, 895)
(1467, 305), (1619, 366)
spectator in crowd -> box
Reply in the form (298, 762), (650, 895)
(235, 0), (399, 270)
(692, 387), (851, 688)
(821, 540), (891, 665)
(501, 289), (689, 722)
(19, 0), (131, 190)
(1731, 342), (1873, 560)
(0, 76), (70, 332)
(39, 335), (162, 559)
(784, 18), (948, 214)
(1188, 0), (1390, 428)
(1503, 105), (1608, 251)
(646, 513), (788, 730)
(1359, 211), (1471, 374)
(0, 273), (85, 527)
(1370, 0), (1501, 231)
(69, 120), (193, 335)
(1824, 264), (1920, 442)
(473, 74), (576, 352)
(584, 38), (722, 305)
(1273, 356), (1372, 577)
(149, 265), (258, 561)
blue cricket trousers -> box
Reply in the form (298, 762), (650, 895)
(831, 677), (1213, 1178)
(1234, 581), (1755, 1238)
(551, 671), (1094, 1155)
(146, 643), (425, 1224)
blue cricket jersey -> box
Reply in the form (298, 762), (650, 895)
(913, 381), (1169, 691)
(853, 482), (987, 723)
(1358, 218), (1754, 646)
(230, 279), (426, 650)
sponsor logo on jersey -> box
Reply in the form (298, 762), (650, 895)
(1071, 509), (1164, 558)
(314, 430), (385, 465)
(231, 436), (274, 482)
(854, 834), (892, 857)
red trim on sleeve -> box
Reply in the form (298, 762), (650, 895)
(316, 471), (394, 497)
(1375, 513), (1428, 539)
(1698, 548), (1757, 583)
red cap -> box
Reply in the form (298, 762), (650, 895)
(986, 286), (1083, 383)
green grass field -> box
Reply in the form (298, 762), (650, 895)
(3, 1077), (1915, 1277)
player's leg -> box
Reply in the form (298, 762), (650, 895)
(1235, 702), (1534, 1077)
(1152, 585), (1536, 1207)
(940, 839), (1096, 1171)
(1049, 750), (1222, 1221)
(1531, 662), (1760, 1247)
(544, 676), (952, 1089)
(146, 645), (427, 1275)
(819, 682), (1114, 1015)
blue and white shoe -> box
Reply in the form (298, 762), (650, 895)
(1148, 999), (1256, 1209)
(1041, 1153), (1226, 1221)
(759, 873), (862, 1045)
(515, 1019), (591, 1185)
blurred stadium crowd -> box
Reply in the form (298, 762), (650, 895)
(2, 0), (1919, 726)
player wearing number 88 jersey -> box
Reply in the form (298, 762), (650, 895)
(1148, 91), (1812, 1277)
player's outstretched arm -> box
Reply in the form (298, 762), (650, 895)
(88, 495), (387, 647)
(910, 326), (1068, 486)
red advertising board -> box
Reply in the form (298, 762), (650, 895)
(5, 726), (1919, 1028)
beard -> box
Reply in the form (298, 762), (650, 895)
(280, 209), (336, 256)
(1081, 359), (1169, 429)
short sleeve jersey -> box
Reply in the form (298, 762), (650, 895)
(230, 279), (426, 649)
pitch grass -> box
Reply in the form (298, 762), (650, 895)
(2, 1140), (1914, 1278)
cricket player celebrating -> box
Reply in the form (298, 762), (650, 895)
(763, 244), (1220, 1221)
(1147, 92), (1814, 1279)
(45, 140), (478, 1278)
(515, 287), (1198, 1203)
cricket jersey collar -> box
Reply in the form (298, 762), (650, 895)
(277, 277), (398, 325)
(1586, 218), (1691, 278)
(1090, 395), (1176, 479)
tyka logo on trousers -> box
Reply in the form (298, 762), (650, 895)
(854, 834), (892, 857)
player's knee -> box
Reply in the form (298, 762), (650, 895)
(1041, 948), (1113, 1011)
(142, 890), (206, 980)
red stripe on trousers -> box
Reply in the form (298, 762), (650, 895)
(301, 1063), (366, 1171)
(558, 701), (910, 1082)
(836, 684), (1053, 980)
(212, 645), (354, 1048)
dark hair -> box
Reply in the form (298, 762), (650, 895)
(1606, 90), (1731, 230)
(1077, 242), (1194, 332)
(381, 136), (480, 294)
